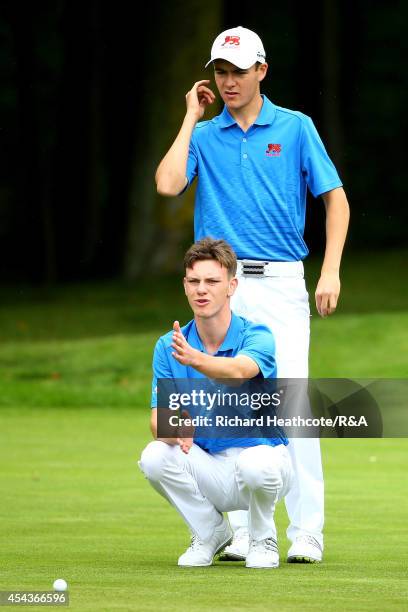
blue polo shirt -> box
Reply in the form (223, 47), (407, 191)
(181, 95), (342, 261)
(151, 312), (287, 453)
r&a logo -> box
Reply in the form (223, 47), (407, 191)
(266, 143), (281, 157)
(222, 35), (240, 47)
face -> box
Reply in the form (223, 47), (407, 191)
(213, 59), (268, 111)
(183, 259), (237, 320)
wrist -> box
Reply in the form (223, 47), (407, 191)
(320, 267), (339, 275)
(185, 109), (201, 124)
(192, 349), (204, 370)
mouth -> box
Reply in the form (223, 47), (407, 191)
(195, 299), (210, 307)
(225, 92), (238, 99)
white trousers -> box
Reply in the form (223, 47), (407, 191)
(230, 262), (324, 548)
(139, 441), (293, 543)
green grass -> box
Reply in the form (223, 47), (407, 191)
(0, 250), (407, 610)
(1, 409), (407, 611)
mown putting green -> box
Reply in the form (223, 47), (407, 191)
(0, 250), (407, 610)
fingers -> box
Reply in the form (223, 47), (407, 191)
(171, 328), (186, 362)
(320, 293), (329, 318)
(315, 291), (338, 317)
(192, 80), (214, 97)
(172, 333), (185, 348)
(177, 438), (191, 454)
(192, 79), (211, 88)
(186, 81), (211, 96)
(197, 86), (216, 104)
(327, 293), (338, 316)
(185, 81), (215, 118)
(315, 274), (340, 317)
(198, 94), (214, 107)
(172, 323), (185, 347)
(172, 348), (183, 361)
(172, 324), (186, 355)
(315, 292), (322, 316)
(186, 82), (216, 104)
(171, 325), (198, 366)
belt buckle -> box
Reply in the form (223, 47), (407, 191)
(241, 259), (267, 277)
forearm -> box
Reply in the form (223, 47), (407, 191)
(150, 409), (179, 445)
(193, 353), (257, 379)
(155, 111), (198, 196)
(321, 188), (350, 273)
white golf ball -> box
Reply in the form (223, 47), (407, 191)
(53, 579), (68, 592)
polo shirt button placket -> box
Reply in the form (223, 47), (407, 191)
(241, 137), (249, 167)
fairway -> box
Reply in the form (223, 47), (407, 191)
(0, 251), (407, 611)
(1, 408), (407, 611)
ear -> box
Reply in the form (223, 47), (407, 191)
(258, 62), (268, 83)
(227, 277), (238, 297)
(183, 277), (188, 295)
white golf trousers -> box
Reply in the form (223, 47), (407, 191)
(230, 261), (324, 548)
(139, 441), (293, 543)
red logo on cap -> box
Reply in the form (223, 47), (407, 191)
(266, 143), (281, 157)
(222, 35), (240, 47)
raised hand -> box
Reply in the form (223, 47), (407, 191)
(185, 80), (216, 120)
(171, 320), (201, 367)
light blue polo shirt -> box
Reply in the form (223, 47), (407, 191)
(181, 95), (342, 261)
(151, 312), (287, 453)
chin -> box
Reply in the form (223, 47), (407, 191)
(225, 99), (247, 112)
(224, 97), (239, 107)
(194, 309), (215, 320)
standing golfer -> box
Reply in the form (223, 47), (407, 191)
(139, 238), (293, 568)
(155, 26), (350, 563)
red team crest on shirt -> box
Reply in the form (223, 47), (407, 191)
(266, 143), (282, 157)
(222, 35), (240, 47)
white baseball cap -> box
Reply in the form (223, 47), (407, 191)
(205, 26), (266, 70)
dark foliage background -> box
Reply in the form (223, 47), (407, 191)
(0, 0), (406, 283)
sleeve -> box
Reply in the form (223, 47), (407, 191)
(151, 339), (173, 408)
(178, 132), (198, 196)
(237, 324), (277, 379)
(300, 115), (343, 198)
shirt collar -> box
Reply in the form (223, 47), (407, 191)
(218, 94), (276, 129)
(188, 312), (244, 354)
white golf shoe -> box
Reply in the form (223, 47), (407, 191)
(287, 535), (323, 563)
(218, 527), (249, 561)
(245, 537), (279, 569)
(177, 519), (233, 567)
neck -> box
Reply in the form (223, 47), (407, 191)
(228, 93), (263, 131)
(195, 306), (232, 355)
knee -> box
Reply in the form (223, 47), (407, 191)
(236, 447), (283, 491)
(139, 440), (174, 481)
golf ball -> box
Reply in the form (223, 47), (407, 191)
(53, 579), (68, 592)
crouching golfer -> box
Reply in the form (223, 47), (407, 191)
(139, 238), (293, 568)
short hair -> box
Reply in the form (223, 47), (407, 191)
(184, 238), (237, 278)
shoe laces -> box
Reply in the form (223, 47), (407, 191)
(188, 534), (205, 551)
(250, 537), (278, 553)
(295, 535), (322, 551)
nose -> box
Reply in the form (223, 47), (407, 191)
(225, 72), (237, 89)
(197, 281), (207, 294)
